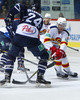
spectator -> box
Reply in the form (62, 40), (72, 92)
(4, 0), (17, 10)
(17, 0), (23, 4)
(4, 0), (8, 10)
(25, 0), (30, 7)
(17, 0), (31, 8)
(59, 12), (64, 17)
(0, 5), (7, 17)
(0, 0), (4, 11)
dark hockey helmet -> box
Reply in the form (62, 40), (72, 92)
(31, 4), (36, 10)
(31, 3), (41, 13)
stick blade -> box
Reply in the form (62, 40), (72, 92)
(12, 79), (27, 84)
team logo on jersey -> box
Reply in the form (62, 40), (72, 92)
(56, 37), (61, 43)
(22, 25), (36, 35)
(40, 29), (46, 34)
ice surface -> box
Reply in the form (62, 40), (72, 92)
(0, 48), (80, 100)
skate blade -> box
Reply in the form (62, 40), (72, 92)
(0, 82), (10, 87)
(35, 83), (51, 88)
(57, 76), (69, 80)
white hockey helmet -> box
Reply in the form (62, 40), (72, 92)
(57, 17), (67, 27)
(45, 13), (51, 19)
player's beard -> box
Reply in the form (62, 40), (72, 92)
(58, 25), (64, 33)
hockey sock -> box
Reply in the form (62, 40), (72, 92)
(54, 60), (62, 72)
(5, 60), (14, 81)
(0, 53), (8, 67)
(38, 59), (47, 74)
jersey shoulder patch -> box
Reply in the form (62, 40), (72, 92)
(50, 25), (58, 29)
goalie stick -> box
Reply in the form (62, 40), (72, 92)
(12, 61), (56, 84)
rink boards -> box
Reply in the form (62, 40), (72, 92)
(0, 18), (80, 47)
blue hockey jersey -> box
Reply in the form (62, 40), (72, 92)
(7, 3), (43, 31)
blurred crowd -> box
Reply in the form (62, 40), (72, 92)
(0, 0), (80, 19)
(0, 0), (34, 18)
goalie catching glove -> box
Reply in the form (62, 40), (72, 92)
(54, 49), (66, 60)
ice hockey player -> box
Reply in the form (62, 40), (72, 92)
(0, 20), (25, 72)
(0, 3), (51, 86)
(40, 13), (51, 43)
(43, 17), (78, 78)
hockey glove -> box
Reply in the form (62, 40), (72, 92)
(54, 49), (66, 60)
(5, 13), (15, 39)
(50, 46), (57, 56)
(4, 13), (13, 26)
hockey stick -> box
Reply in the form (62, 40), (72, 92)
(0, 49), (56, 84)
(22, 58), (39, 66)
(22, 58), (55, 68)
(22, 64), (36, 84)
(12, 61), (56, 84)
(0, 49), (7, 53)
(67, 46), (80, 52)
(12, 70), (37, 84)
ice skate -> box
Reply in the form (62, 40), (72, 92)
(55, 68), (68, 78)
(64, 69), (78, 77)
(17, 62), (30, 72)
(56, 71), (68, 78)
(0, 73), (10, 86)
(36, 72), (51, 88)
